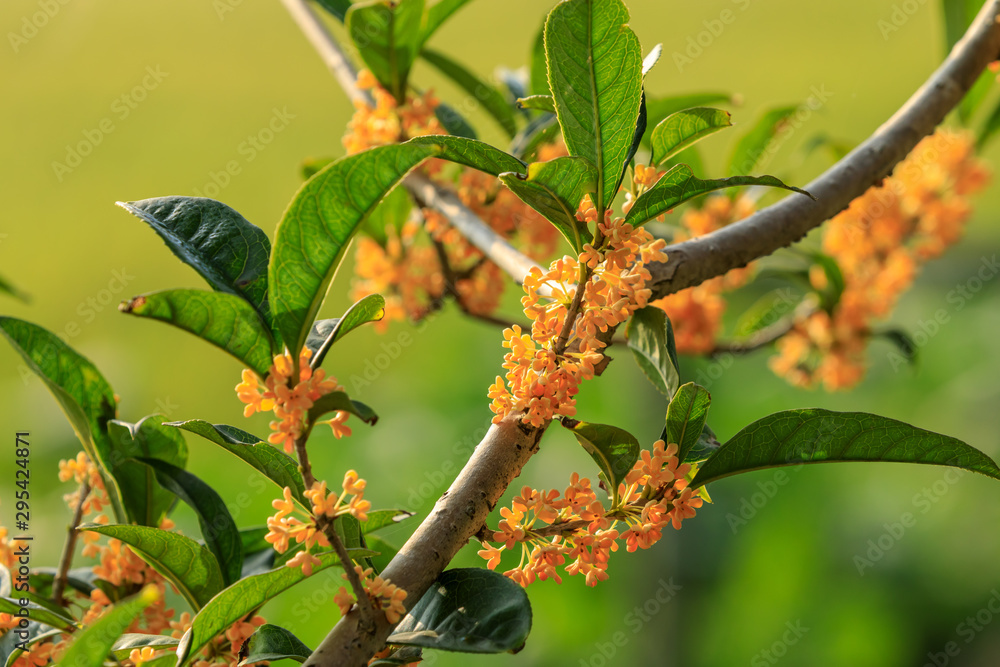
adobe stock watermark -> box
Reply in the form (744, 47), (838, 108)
(672, 0), (757, 73)
(920, 589), (1000, 667)
(404, 419), (492, 509)
(877, 0), (930, 40)
(887, 255), (1000, 372)
(8, 0), (73, 54)
(51, 67), (169, 183)
(578, 578), (682, 667)
(750, 620), (809, 666)
(853, 466), (968, 575)
(191, 107), (296, 199)
(213, 0), (244, 20)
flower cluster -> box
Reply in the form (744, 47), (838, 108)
(236, 346), (349, 453)
(265, 472), (372, 576)
(771, 129), (989, 389)
(478, 441), (703, 587)
(335, 564), (409, 624)
(650, 192), (757, 354)
(488, 197), (667, 427)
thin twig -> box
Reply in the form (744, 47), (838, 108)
(52, 480), (89, 606)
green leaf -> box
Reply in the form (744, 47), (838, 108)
(664, 383), (711, 463)
(307, 294), (387, 368)
(529, 22), (548, 97)
(420, 0), (473, 45)
(650, 107), (732, 167)
(106, 415), (188, 528)
(976, 98), (1000, 149)
(119, 289), (275, 377)
(809, 251), (846, 311)
(362, 185), (413, 247)
(81, 524), (225, 610)
(177, 550), (371, 664)
(624, 164), (812, 227)
(562, 420), (640, 504)
(876, 329), (919, 366)
(691, 409), (1000, 488)
(361, 509), (415, 533)
(315, 0), (353, 21)
(626, 306), (680, 398)
(57, 587), (159, 667)
(545, 0), (643, 209)
(434, 101), (478, 139)
(116, 196), (272, 326)
(0, 274), (29, 303)
(0, 598), (77, 632)
(732, 287), (803, 338)
(308, 391), (379, 425)
(728, 105), (798, 176)
(389, 568), (532, 653)
(422, 48), (518, 137)
(0, 317), (125, 521)
(270, 139), (523, 357)
(347, 0), (426, 102)
(685, 423), (721, 464)
(509, 113), (560, 161)
(643, 92), (733, 145)
(365, 534), (399, 574)
(516, 94), (555, 114)
(238, 624), (311, 665)
(1, 624), (62, 667)
(110, 634), (181, 660)
(301, 157), (334, 180)
(499, 156), (597, 252)
(139, 459), (243, 586)
(167, 420), (308, 507)
(618, 91), (648, 194)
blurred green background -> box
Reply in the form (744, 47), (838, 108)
(2, 0), (1000, 665)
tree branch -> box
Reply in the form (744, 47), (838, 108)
(52, 479), (89, 606)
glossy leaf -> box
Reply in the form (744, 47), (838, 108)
(57, 586), (158, 667)
(361, 509), (415, 533)
(650, 107), (732, 167)
(407, 135), (525, 175)
(106, 415), (188, 527)
(626, 306), (680, 398)
(618, 91), (647, 195)
(168, 420), (308, 507)
(81, 524), (224, 610)
(624, 164), (812, 226)
(0, 317), (124, 521)
(516, 94), (555, 114)
(976, 98), (1000, 149)
(728, 105), (798, 176)
(110, 634), (180, 660)
(347, 0), (425, 102)
(685, 423), (721, 464)
(545, 0), (643, 208)
(422, 48), (517, 137)
(643, 92), (733, 145)
(238, 624), (311, 665)
(140, 459), (243, 586)
(308, 391), (379, 426)
(563, 420), (640, 504)
(120, 289), (274, 376)
(389, 568), (532, 653)
(0, 598), (76, 632)
(500, 156), (597, 252)
(420, 0), (473, 45)
(116, 196), (271, 323)
(692, 409), (1000, 488)
(315, 0), (353, 21)
(177, 549), (371, 663)
(664, 383), (711, 463)
(308, 294), (387, 369)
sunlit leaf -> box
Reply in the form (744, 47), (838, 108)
(563, 420), (640, 504)
(516, 95), (555, 114)
(347, 0), (425, 102)
(307, 294), (387, 368)
(650, 107), (732, 167)
(0, 598), (76, 632)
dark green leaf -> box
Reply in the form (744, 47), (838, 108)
(302, 157), (334, 180)
(370, 646), (424, 666)
(499, 156), (597, 252)
(562, 420), (640, 504)
(626, 306), (680, 398)
(106, 415), (188, 528)
(361, 185), (413, 247)
(624, 164), (813, 227)
(942, 0), (980, 52)
(315, 0), (353, 21)
(407, 135), (525, 175)
(177, 549), (372, 663)
(728, 105), (798, 176)
(545, 0), (643, 208)
(420, 0), (473, 45)
(516, 94), (555, 114)
(139, 459), (243, 586)
(509, 113), (559, 161)
(110, 634), (180, 661)
(308, 294), (387, 369)
(422, 48), (518, 137)
(877, 329), (919, 366)
(976, 97), (1000, 149)
(685, 423), (721, 464)
(0, 274), (29, 303)
(361, 509), (415, 533)
(389, 568), (531, 653)
(347, 0), (426, 102)
(0, 598), (77, 632)
(240, 526), (271, 554)
(529, 22), (548, 97)
(692, 409), (1000, 488)
(664, 383), (711, 463)
(1, 624), (61, 667)
(80, 524), (224, 610)
(308, 391), (379, 426)
(435, 101), (478, 139)
(617, 91), (647, 195)
(168, 420), (308, 507)
(57, 587), (159, 667)
(119, 289), (275, 377)
(116, 196), (272, 325)
(238, 624), (311, 665)
(650, 107), (732, 167)
(0, 317), (125, 521)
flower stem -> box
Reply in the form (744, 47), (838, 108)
(52, 479), (89, 606)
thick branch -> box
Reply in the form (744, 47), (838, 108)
(648, 0), (1000, 300)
